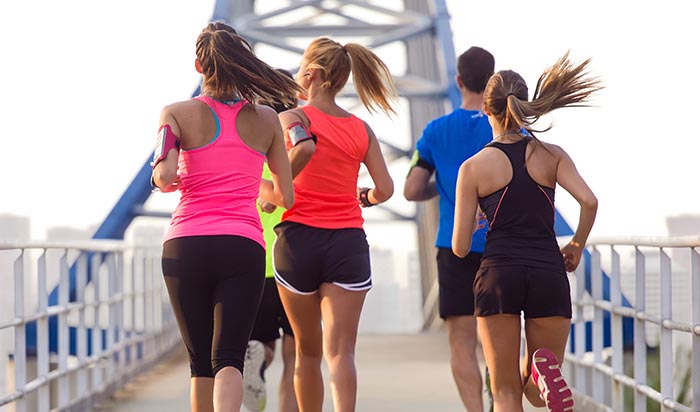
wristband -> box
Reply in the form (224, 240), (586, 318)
(569, 240), (581, 248)
(359, 188), (375, 207)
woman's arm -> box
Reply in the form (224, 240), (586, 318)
(151, 108), (181, 192)
(279, 109), (316, 178)
(359, 123), (394, 206)
(260, 107), (294, 209)
(555, 147), (598, 272)
(452, 159), (479, 258)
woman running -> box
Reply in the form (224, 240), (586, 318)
(152, 22), (297, 412)
(273, 37), (396, 412)
(243, 69), (299, 412)
(452, 53), (601, 412)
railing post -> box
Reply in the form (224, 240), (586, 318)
(691, 247), (699, 412)
(151, 250), (160, 353)
(116, 252), (126, 377)
(76, 252), (88, 404)
(143, 250), (156, 361)
(129, 250), (139, 374)
(106, 253), (116, 387)
(591, 247), (605, 404)
(610, 246), (623, 411)
(634, 247), (647, 412)
(37, 251), (49, 412)
(659, 248), (673, 412)
(91, 252), (103, 392)
(57, 251), (70, 408)
(574, 261), (587, 395)
(155, 249), (165, 351)
(13, 251), (26, 412)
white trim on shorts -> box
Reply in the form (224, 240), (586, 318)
(271, 235), (372, 295)
(272, 236), (319, 296)
(332, 277), (372, 292)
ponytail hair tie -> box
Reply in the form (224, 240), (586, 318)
(506, 92), (516, 99)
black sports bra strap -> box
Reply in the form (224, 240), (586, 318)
(487, 139), (529, 178)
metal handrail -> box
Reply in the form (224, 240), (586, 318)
(565, 236), (699, 412)
(581, 235), (700, 248)
(0, 240), (127, 252)
(0, 240), (179, 412)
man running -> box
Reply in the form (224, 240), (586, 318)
(404, 46), (495, 412)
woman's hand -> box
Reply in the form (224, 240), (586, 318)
(258, 198), (278, 213)
(561, 241), (583, 272)
(159, 175), (181, 193)
(357, 187), (374, 208)
(475, 210), (487, 232)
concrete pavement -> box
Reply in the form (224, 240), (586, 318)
(93, 333), (540, 412)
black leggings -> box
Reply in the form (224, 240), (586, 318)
(162, 235), (265, 377)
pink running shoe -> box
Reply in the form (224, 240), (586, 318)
(531, 348), (574, 412)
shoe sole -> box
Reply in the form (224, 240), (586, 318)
(242, 340), (267, 412)
(532, 348), (574, 412)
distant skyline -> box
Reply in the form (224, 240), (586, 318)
(1, 1), (698, 240)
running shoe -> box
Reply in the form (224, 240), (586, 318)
(484, 366), (494, 412)
(531, 348), (574, 412)
(243, 340), (267, 412)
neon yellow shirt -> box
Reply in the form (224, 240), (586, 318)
(259, 164), (284, 278)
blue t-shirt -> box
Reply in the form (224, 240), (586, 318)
(415, 108), (492, 252)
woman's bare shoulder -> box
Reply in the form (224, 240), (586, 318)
(538, 139), (567, 157)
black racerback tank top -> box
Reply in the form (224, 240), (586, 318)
(478, 139), (565, 270)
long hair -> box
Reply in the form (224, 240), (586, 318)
(303, 37), (397, 115)
(484, 51), (603, 134)
(196, 22), (301, 108)
(260, 69), (297, 114)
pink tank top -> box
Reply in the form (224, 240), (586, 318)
(163, 96), (265, 247)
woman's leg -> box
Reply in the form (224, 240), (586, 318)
(162, 238), (217, 412)
(318, 283), (367, 412)
(209, 237), (266, 412)
(279, 334), (299, 412)
(477, 314), (524, 412)
(213, 367), (243, 412)
(190, 378), (214, 412)
(278, 286), (323, 412)
(521, 317), (571, 408)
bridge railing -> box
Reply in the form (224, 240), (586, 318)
(0, 240), (179, 412)
(565, 236), (700, 412)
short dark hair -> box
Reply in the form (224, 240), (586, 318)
(457, 47), (495, 93)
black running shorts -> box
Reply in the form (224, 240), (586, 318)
(474, 261), (572, 319)
(436, 248), (481, 318)
(273, 221), (371, 294)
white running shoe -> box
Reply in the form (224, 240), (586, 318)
(242, 340), (267, 412)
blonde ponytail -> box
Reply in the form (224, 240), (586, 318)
(303, 37), (397, 115)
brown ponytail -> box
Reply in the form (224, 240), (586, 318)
(196, 22), (301, 108)
(484, 51), (603, 134)
(303, 37), (397, 115)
